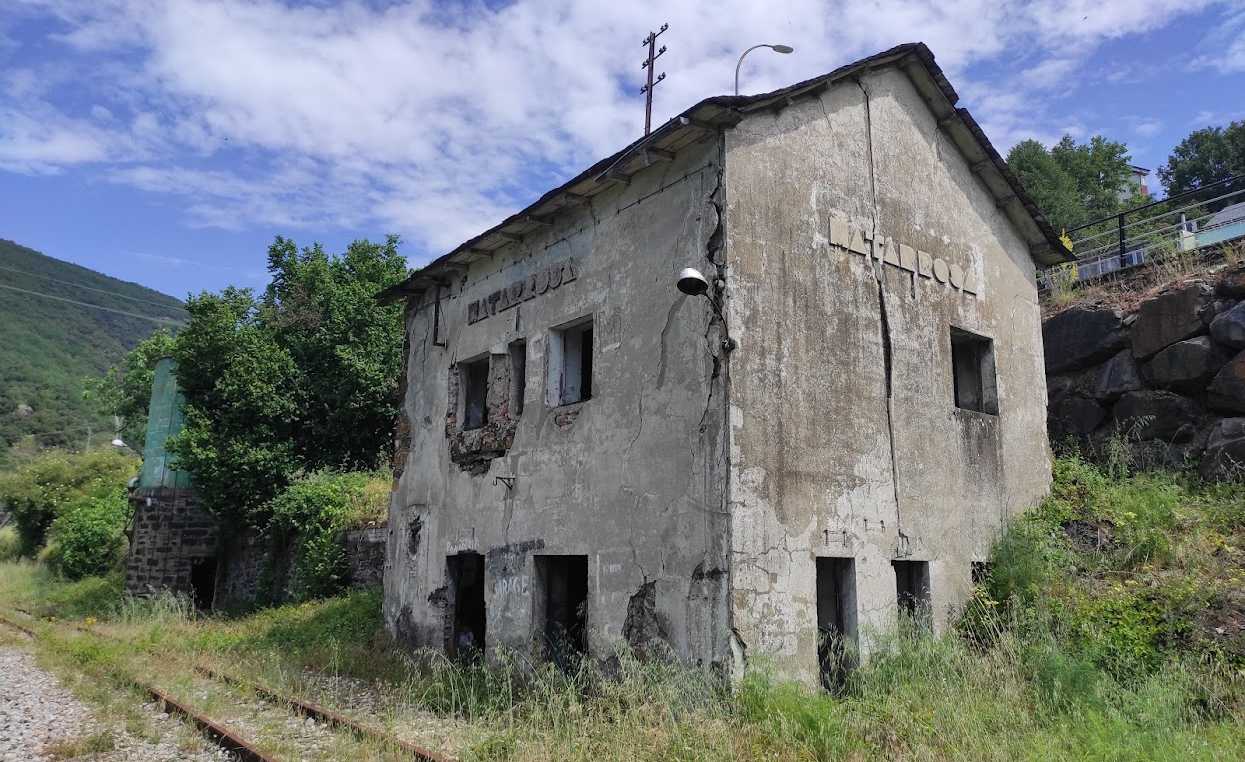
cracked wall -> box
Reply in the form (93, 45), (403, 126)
(384, 138), (733, 667)
(723, 67), (1052, 685)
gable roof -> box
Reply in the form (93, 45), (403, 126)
(381, 42), (1070, 303)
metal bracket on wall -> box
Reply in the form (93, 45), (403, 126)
(493, 476), (516, 491)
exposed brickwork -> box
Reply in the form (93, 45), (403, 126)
(123, 487), (218, 599)
(213, 530), (268, 609)
(446, 351), (519, 474)
(344, 527), (387, 587)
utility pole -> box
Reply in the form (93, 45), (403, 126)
(640, 23), (668, 136)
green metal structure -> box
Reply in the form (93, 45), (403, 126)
(138, 356), (193, 490)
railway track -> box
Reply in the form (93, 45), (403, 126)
(0, 609), (453, 762)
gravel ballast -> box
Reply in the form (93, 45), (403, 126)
(0, 646), (231, 761)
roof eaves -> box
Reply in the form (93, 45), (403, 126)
(381, 41), (1071, 300)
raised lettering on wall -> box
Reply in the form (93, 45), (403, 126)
(466, 258), (580, 325)
(828, 217), (982, 297)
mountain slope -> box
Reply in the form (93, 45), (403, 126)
(0, 239), (185, 459)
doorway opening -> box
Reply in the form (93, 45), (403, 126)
(816, 557), (857, 691)
(892, 559), (931, 629)
(189, 557), (217, 611)
(534, 555), (588, 667)
(447, 552), (486, 660)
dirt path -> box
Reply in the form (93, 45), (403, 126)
(0, 646), (231, 761)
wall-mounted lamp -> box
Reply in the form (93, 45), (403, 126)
(676, 267), (736, 351)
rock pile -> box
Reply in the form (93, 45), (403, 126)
(1045, 263), (1245, 480)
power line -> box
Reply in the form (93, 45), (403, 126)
(6, 424), (99, 439)
(0, 263), (187, 312)
(0, 282), (185, 325)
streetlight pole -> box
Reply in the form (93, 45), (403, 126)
(734, 43), (795, 96)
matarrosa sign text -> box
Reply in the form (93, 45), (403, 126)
(829, 218), (981, 296)
(466, 258), (579, 324)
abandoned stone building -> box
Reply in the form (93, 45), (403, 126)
(379, 42), (1070, 686)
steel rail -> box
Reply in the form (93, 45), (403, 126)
(0, 610), (274, 761)
(7, 609), (453, 762)
(192, 664), (454, 762)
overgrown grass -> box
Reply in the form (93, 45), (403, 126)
(4, 457), (1245, 759)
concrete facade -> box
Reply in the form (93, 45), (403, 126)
(382, 43), (1063, 685)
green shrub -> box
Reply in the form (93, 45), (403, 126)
(267, 470), (388, 601)
(0, 448), (137, 555)
(38, 572), (124, 619)
(42, 489), (133, 580)
(0, 526), (19, 562)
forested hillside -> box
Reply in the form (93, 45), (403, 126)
(0, 239), (185, 462)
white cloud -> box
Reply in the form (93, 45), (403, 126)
(1190, 8), (1245, 74)
(2, 0), (1241, 262)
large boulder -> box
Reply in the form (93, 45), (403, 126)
(1043, 305), (1127, 374)
(1208, 350), (1245, 414)
(1131, 281), (1214, 358)
(1144, 336), (1230, 394)
(1112, 390), (1203, 440)
(1200, 418), (1245, 481)
(1050, 349), (1142, 403)
(1210, 301), (1245, 350)
(1217, 264), (1245, 299)
(1094, 349), (1143, 399)
(1049, 396), (1106, 438)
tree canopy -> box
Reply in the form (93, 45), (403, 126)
(169, 236), (408, 525)
(1007, 135), (1137, 233)
(1159, 121), (1245, 211)
(91, 236), (409, 527)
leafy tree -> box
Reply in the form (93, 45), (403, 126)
(168, 236), (407, 527)
(1051, 136), (1134, 224)
(1007, 140), (1083, 233)
(1008, 135), (1134, 234)
(85, 329), (176, 451)
(1159, 121), (1245, 211)
(0, 448), (138, 555)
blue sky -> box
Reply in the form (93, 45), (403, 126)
(2, 0), (1244, 301)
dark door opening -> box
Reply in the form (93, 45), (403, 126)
(816, 557), (857, 691)
(447, 552), (486, 660)
(189, 557), (217, 611)
(892, 560), (931, 629)
(535, 555), (588, 667)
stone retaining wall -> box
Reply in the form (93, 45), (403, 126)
(1045, 263), (1245, 479)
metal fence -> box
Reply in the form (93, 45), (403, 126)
(1039, 174), (1245, 289)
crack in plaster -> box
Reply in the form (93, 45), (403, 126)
(856, 76), (906, 541)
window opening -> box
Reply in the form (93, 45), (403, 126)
(816, 557), (858, 691)
(548, 318), (593, 406)
(535, 554), (589, 668)
(892, 559), (931, 629)
(461, 356), (490, 430)
(447, 552), (486, 661)
(950, 327), (998, 414)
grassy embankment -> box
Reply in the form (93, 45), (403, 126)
(3, 456), (1245, 760)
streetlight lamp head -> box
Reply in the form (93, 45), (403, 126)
(110, 438), (126, 448)
(771, 44), (794, 54)
(676, 267), (710, 296)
